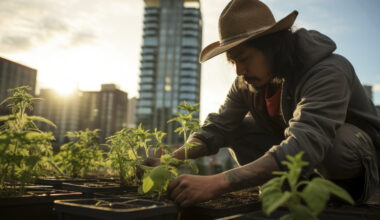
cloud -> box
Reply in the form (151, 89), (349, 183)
(0, 0), (99, 53)
(70, 30), (97, 46)
(0, 35), (34, 53)
(372, 84), (380, 91)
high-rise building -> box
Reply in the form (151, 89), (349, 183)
(127, 97), (137, 128)
(137, 0), (202, 144)
(35, 89), (81, 151)
(0, 57), (37, 115)
(79, 84), (128, 143)
(35, 84), (128, 149)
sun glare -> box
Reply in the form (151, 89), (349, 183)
(52, 83), (77, 96)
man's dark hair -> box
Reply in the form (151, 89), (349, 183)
(244, 29), (303, 79)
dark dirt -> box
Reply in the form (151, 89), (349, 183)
(197, 188), (260, 209)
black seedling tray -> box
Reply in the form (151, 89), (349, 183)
(54, 197), (178, 220)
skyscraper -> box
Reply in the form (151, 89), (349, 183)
(0, 57), (37, 115)
(137, 0), (202, 144)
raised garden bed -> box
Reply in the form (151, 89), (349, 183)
(180, 188), (261, 220)
(54, 197), (178, 220)
(0, 187), (83, 220)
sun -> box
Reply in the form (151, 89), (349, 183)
(51, 82), (77, 96)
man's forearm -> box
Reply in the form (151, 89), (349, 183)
(171, 137), (209, 160)
(219, 153), (280, 192)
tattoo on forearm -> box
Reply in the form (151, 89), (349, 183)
(224, 154), (279, 191)
(172, 142), (208, 160)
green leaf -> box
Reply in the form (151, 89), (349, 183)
(261, 177), (287, 215)
(142, 176), (154, 193)
(28, 115), (56, 128)
(279, 214), (293, 220)
(265, 191), (292, 215)
(313, 178), (354, 205)
(128, 149), (136, 160)
(291, 204), (318, 220)
(300, 178), (329, 214)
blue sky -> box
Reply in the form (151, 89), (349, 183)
(0, 0), (379, 121)
(265, 0), (380, 102)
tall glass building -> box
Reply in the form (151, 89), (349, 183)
(137, 0), (202, 145)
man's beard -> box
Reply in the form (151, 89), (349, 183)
(244, 76), (265, 93)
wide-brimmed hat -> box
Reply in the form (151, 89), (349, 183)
(199, 0), (298, 63)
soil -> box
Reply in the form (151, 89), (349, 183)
(197, 188), (260, 209)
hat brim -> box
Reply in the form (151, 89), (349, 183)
(199, 10), (298, 63)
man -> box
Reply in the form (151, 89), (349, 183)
(149, 0), (380, 207)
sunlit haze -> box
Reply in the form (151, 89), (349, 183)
(1, 0), (379, 122)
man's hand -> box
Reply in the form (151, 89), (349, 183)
(142, 157), (161, 167)
(167, 173), (228, 207)
(166, 154), (280, 207)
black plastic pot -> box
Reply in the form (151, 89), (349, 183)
(181, 190), (261, 220)
(61, 181), (135, 195)
(0, 188), (83, 220)
(35, 177), (107, 189)
(54, 197), (178, 220)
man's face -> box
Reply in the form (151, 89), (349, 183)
(227, 44), (273, 90)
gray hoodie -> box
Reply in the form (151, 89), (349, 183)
(194, 28), (380, 196)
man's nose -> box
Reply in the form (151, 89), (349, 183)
(236, 64), (246, 76)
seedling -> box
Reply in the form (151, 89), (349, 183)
(141, 154), (182, 199)
(106, 128), (144, 186)
(54, 129), (104, 178)
(167, 101), (201, 160)
(0, 86), (55, 197)
(260, 152), (354, 220)
(141, 102), (201, 199)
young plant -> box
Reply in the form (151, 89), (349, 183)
(167, 101), (201, 161)
(54, 129), (104, 178)
(106, 128), (142, 186)
(141, 102), (201, 199)
(260, 152), (354, 220)
(132, 123), (153, 159)
(141, 154), (182, 199)
(0, 86), (55, 197)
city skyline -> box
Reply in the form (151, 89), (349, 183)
(1, 0), (380, 122)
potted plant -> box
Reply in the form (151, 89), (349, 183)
(140, 101), (201, 199)
(220, 152), (360, 220)
(0, 86), (83, 220)
(53, 129), (120, 194)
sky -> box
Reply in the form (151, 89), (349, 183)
(1, 0), (380, 122)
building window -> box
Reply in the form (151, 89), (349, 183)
(180, 78), (197, 85)
(180, 85), (197, 92)
(182, 37), (198, 46)
(138, 107), (152, 115)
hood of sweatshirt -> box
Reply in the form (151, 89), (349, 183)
(295, 28), (337, 73)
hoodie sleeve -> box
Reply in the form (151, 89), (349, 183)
(191, 77), (249, 155)
(268, 58), (352, 176)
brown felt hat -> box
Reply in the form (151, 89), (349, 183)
(199, 0), (298, 63)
